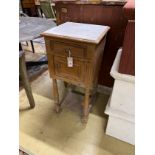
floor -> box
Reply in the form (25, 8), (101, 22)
(19, 41), (135, 155)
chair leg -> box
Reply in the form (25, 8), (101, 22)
(19, 53), (35, 108)
(30, 40), (35, 53)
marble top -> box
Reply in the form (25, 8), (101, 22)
(42, 22), (110, 44)
(19, 17), (56, 42)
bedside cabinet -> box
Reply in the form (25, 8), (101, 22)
(42, 22), (110, 123)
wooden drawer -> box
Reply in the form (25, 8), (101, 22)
(54, 56), (84, 82)
(51, 41), (86, 59)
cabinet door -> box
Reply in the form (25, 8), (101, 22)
(54, 56), (85, 82)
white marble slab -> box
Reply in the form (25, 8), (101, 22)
(42, 22), (110, 44)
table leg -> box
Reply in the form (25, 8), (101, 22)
(53, 79), (60, 112)
(30, 40), (35, 53)
(82, 88), (90, 124)
(36, 6), (43, 17)
(19, 53), (35, 108)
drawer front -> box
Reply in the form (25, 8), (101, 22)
(54, 56), (84, 82)
(51, 41), (86, 59)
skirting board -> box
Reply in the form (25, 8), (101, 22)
(97, 85), (112, 95)
(73, 84), (112, 95)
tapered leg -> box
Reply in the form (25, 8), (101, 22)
(53, 79), (60, 112)
(19, 53), (35, 108)
(82, 88), (90, 124)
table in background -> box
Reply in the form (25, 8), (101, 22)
(20, 17), (56, 42)
(19, 17), (56, 61)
